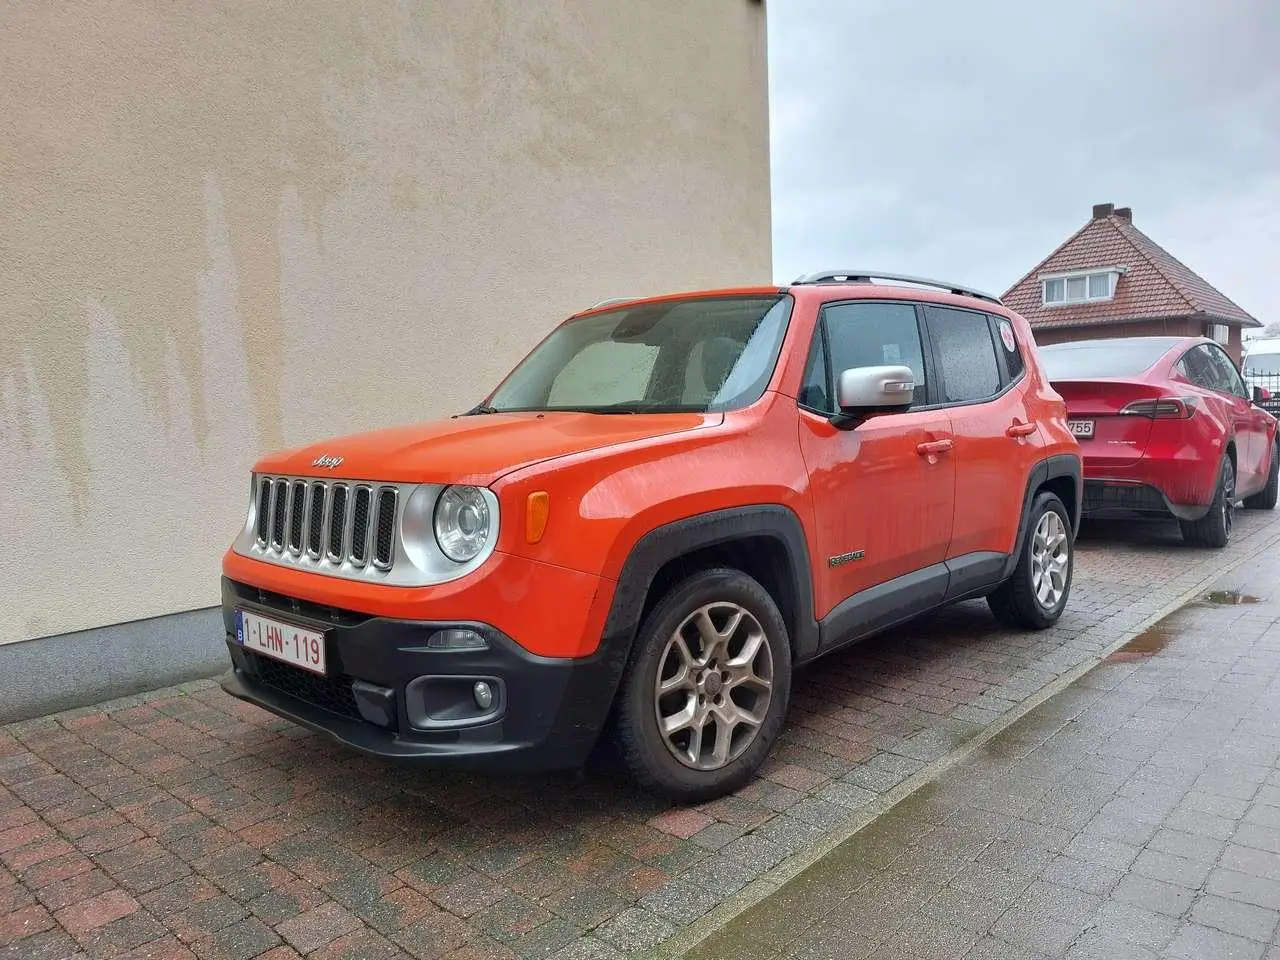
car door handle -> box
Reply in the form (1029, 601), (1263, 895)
(916, 439), (953, 456)
(1006, 422), (1038, 438)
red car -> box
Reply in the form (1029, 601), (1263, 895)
(1037, 336), (1278, 547)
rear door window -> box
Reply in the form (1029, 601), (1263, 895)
(923, 306), (1003, 404)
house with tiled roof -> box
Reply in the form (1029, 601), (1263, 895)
(1003, 203), (1260, 365)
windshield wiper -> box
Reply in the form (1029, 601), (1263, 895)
(458, 402), (701, 417)
(579, 401), (702, 414)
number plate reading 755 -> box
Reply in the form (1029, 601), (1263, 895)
(235, 610), (327, 675)
(1067, 419), (1095, 439)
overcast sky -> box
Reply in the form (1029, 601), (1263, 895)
(766, 0), (1280, 324)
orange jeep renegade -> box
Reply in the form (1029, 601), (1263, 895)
(221, 270), (1082, 801)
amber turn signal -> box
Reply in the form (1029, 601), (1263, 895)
(525, 491), (550, 543)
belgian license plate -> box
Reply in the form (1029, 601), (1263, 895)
(1068, 419), (1095, 438)
(235, 610), (327, 675)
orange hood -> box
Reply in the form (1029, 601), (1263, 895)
(253, 411), (720, 485)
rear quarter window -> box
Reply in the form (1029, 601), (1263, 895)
(993, 315), (1025, 381)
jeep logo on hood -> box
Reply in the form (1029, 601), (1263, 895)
(311, 455), (344, 469)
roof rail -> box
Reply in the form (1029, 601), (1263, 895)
(790, 269), (1003, 305)
(584, 297), (636, 311)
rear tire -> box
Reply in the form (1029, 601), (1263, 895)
(1180, 455), (1235, 548)
(1244, 443), (1278, 510)
(614, 568), (792, 803)
(988, 491), (1073, 631)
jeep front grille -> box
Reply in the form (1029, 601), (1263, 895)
(306, 482), (325, 557)
(327, 484), (349, 562)
(270, 478), (288, 548)
(254, 475), (398, 571)
(350, 486), (372, 565)
(375, 488), (396, 564)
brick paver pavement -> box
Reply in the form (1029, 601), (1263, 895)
(687, 537), (1280, 960)
(3, 512), (1280, 960)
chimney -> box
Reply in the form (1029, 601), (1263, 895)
(1114, 207), (1132, 222)
(1092, 203), (1115, 219)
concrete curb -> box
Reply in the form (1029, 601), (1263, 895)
(0, 606), (224, 724)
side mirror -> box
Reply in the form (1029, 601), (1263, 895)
(836, 364), (915, 411)
(1254, 385), (1272, 404)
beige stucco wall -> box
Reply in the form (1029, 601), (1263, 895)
(1, 1), (771, 645)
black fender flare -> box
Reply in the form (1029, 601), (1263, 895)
(594, 504), (820, 702)
(1000, 453), (1083, 581)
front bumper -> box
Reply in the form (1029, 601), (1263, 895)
(219, 577), (620, 772)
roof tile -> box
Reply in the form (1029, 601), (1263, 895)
(1002, 212), (1259, 330)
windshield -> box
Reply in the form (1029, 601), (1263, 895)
(1243, 354), (1280, 375)
(482, 294), (794, 414)
(1038, 338), (1177, 380)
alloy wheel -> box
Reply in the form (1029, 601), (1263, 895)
(1030, 510), (1070, 610)
(653, 602), (774, 771)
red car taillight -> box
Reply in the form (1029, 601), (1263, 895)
(1120, 397), (1197, 419)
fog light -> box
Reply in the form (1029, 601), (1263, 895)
(405, 675), (505, 730)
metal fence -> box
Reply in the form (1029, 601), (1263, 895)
(1242, 367), (1280, 418)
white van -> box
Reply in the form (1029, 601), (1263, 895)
(1242, 337), (1280, 411)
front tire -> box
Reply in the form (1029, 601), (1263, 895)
(1180, 455), (1235, 548)
(988, 491), (1073, 630)
(1244, 443), (1278, 510)
(614, 568), (792, 803)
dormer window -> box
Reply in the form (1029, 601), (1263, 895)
(1041, 268), (1124, 306)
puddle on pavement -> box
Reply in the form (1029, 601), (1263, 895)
(1106, 588), (1263, 663)
(1203, 589), (1263, 605)
(1108, 623), (1175, 662)
(978, 734), (1027, 761)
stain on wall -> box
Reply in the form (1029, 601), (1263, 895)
(1, 0), (771, 645)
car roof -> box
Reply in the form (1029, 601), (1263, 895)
(1246, 338), (1280, 355)
(571, 286), (785, 318)
(576, 271), (1009, 319)
(786, 281), (1005, 313)
(1036, 336), (1216, 380)
(788, 269), (1002, 304)
(1038, 335), (1193, 352)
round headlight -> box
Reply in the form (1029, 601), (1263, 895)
(433, 485), (491, 563)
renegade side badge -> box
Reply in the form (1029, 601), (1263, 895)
(828, 550), (865, 568)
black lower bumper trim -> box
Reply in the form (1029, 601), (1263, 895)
(1082, 480), (1211, 522)
(219, 577), (619, 773)
(239, 647), (364, 721)
(1083, 480), (1171, 517)
(220, 668), (543, 765)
